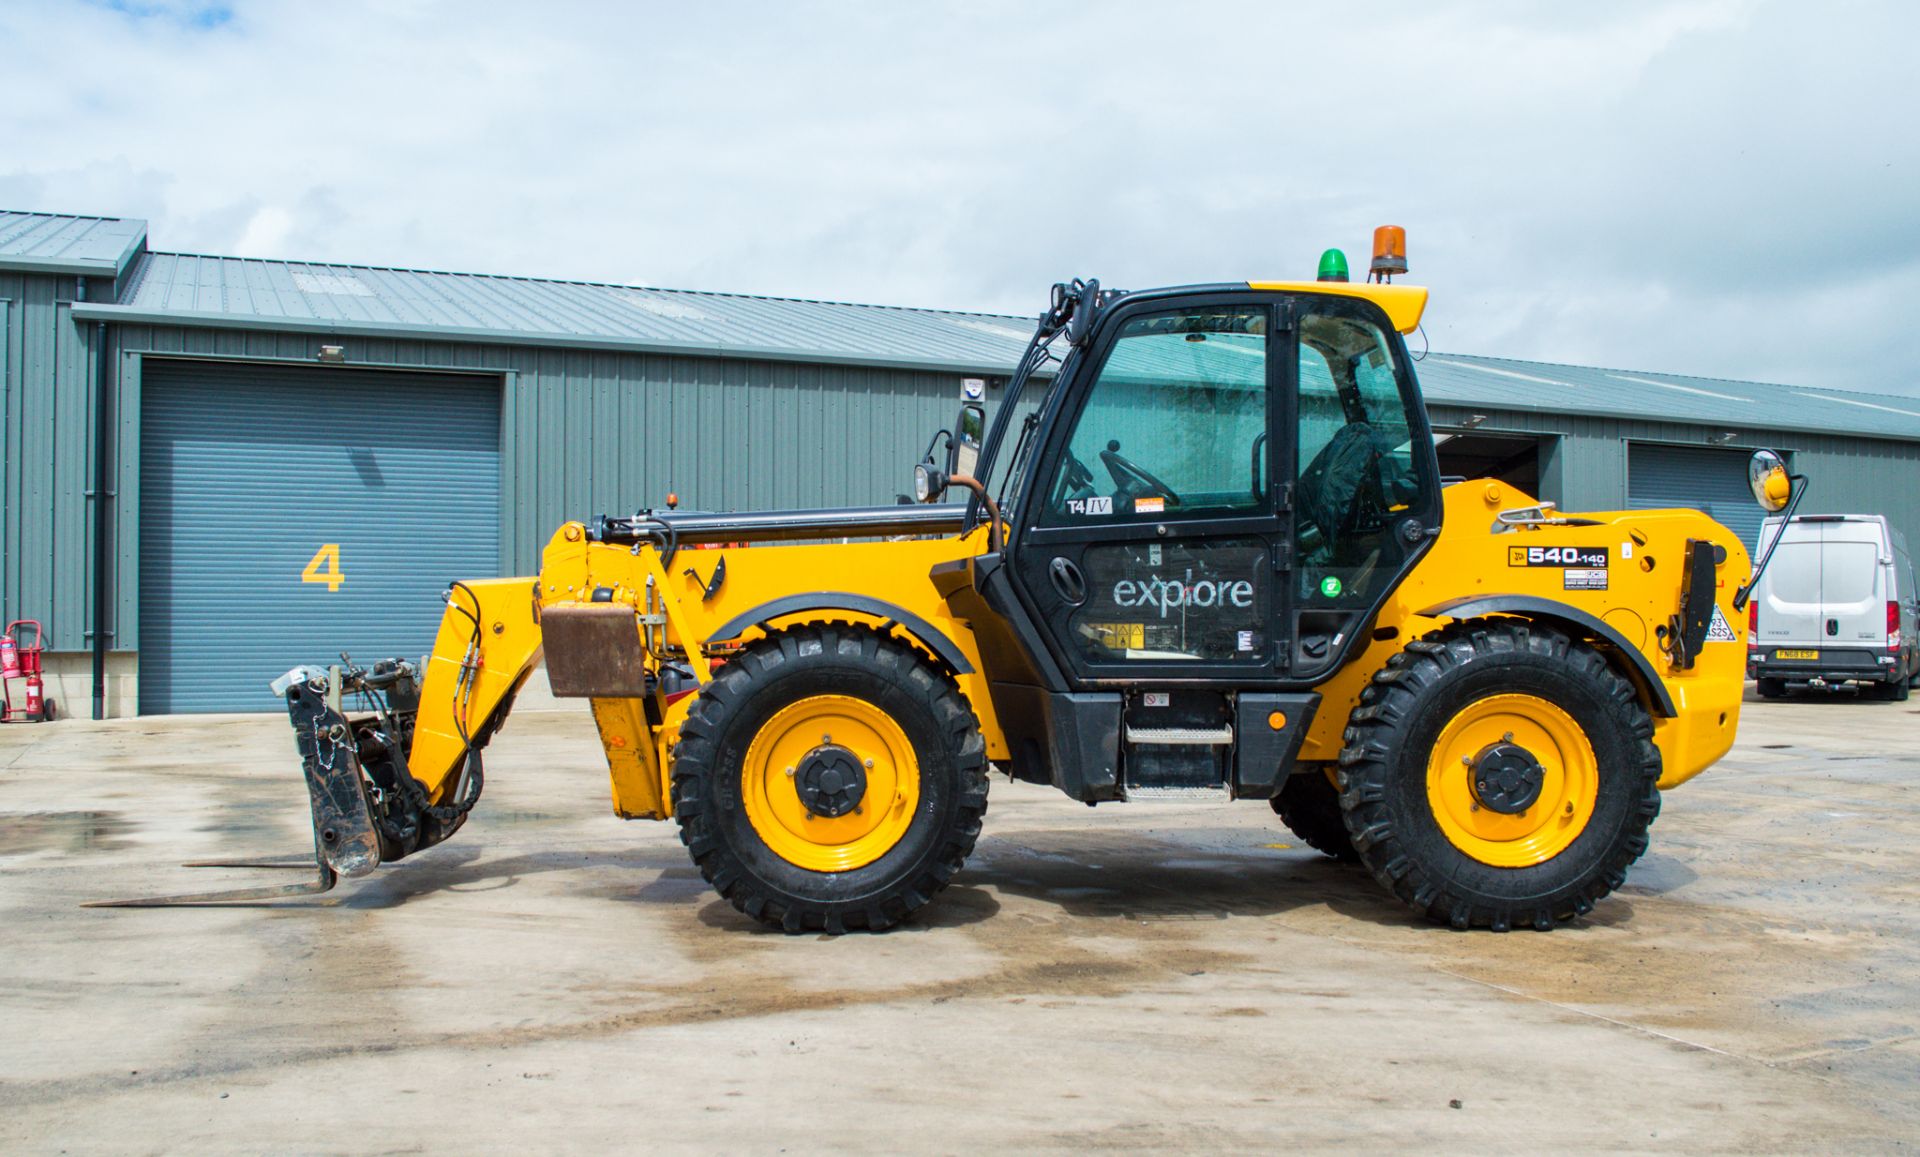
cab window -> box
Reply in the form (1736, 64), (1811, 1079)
(1040, 305), (1269, 525)
(1294, 310), (1430, 603)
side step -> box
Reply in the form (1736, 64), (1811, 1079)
(1124, 725), (1234, 746)
(1122, 691), (1235, 802)
(1124, 784), (1233, 804)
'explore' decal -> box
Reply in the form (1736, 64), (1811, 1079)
(1112, 571), (1256, 618)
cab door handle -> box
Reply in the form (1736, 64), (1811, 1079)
(1048, 557), (1088, 606)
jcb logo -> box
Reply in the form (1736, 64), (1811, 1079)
(1509, 545), (1608, 569)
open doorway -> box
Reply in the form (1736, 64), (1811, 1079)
(1434, 430), (1545, 495)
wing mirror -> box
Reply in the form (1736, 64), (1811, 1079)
(1736, 449), (1808, 611)
(917, 402), (985, 503)
(1066, 278), (1101, 347)
(1748, 448), (1793, 512)
(951, 402), (984, 481)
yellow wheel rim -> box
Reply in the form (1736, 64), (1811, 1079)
(741, 694), (920, 873)
(1425, 693), (1598, 868)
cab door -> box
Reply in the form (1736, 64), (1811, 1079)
(1008, 295), (1291, 684)
(1287, 300), (1444, 680)
(1005, 290), (1442, 689)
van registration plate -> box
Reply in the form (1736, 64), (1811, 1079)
(1775, 649), (1820, 660)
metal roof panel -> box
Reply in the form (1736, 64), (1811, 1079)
(0, 210), (147, 276)
(66, 246), (1920, 444)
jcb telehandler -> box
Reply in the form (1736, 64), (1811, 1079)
(97, 252), (1798, 933)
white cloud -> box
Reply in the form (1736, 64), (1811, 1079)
(3, 0), (1916, 394)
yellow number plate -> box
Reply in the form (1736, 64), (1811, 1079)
(1775, 649), (1820, 660)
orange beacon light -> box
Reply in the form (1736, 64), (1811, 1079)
(1369, 225), (1408, 283)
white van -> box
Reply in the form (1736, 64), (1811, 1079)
(1748, 514), (1920, 700)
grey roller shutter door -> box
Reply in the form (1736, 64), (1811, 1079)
(140, 362), (499, 714)
(1627, 443), (1763, 551)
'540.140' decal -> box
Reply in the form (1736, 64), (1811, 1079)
(1508, 545), (1608, 568)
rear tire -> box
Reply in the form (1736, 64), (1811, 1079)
(1871, 677), (1910, 702)
(671, 625), (988, 933)
(1271, 768), (1358, 861)
(1337, 620), (1661, 931)
(1756, 677), (1788, 699)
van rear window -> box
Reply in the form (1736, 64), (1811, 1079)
(1767, 543), (1823, 603)
(1823, 542), (1880, 603)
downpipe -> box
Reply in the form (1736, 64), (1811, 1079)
(89, 312), (113, 721)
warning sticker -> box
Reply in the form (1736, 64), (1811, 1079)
(1135, 496), (1166, 514)
(1706, 605), (1738, 642)
(1564, 568), (1609, 591)
(1510, 545), (1609, 568)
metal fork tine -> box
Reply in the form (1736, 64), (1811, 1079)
(181, 856), (320, 869)
(83, 860), (338, 908)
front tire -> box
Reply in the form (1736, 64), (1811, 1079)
(671, 625), (988, 933)
(1337, 620), (1661, 931)
(1271, 767), (1358, 861)
(1756, 676), (1788, 699)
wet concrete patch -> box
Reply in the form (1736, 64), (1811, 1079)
(0, 811), (134, 856)
(6, 704), (1920, 1147)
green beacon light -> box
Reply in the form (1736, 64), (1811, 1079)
(1317, 248), (1350, 283)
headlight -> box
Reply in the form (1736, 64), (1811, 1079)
(913, 464), (934, 503)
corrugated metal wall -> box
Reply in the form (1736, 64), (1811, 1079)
(0, 270), (105, 653)
(101, 324), (973, 653)
(5, 284), (1920, 685)
(1427, 402), (1920, 555)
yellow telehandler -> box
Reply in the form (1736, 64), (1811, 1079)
(95, 258), (1801, 933)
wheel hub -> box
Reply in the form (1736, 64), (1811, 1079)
(795, 744), (868, 818)
(1468, 741), (1545, 815)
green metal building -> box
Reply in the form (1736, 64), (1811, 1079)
(4, 208), (1916, 715)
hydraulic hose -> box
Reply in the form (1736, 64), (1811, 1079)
(944, 475), (1002, 553)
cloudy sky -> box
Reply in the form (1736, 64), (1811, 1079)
(3, 1), (1915, 394)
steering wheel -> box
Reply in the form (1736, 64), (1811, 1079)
(1099, 440), (1181, 507)
(1051, 450), (1097, 511)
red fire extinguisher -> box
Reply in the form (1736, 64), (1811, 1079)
(2, 620), (51, 723)
(23, 671), (43, 719)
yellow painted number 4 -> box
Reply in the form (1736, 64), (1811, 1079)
(302, 543), (345, 592)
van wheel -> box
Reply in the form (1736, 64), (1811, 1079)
(671, 625), (988, 933)
(1337, 620), (1661, 931)
(1272, 767), (1358, 861)
(1872, 677), (1911, 703)
(1756, 677), (1787, 699)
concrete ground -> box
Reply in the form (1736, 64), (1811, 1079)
(2, 690), (1917, 1153)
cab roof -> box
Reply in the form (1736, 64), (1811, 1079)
(1246, 281), (1429, 334)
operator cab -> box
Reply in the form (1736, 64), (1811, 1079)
(983, 281), (1440, 683)
(921, 270), (1442, 803)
